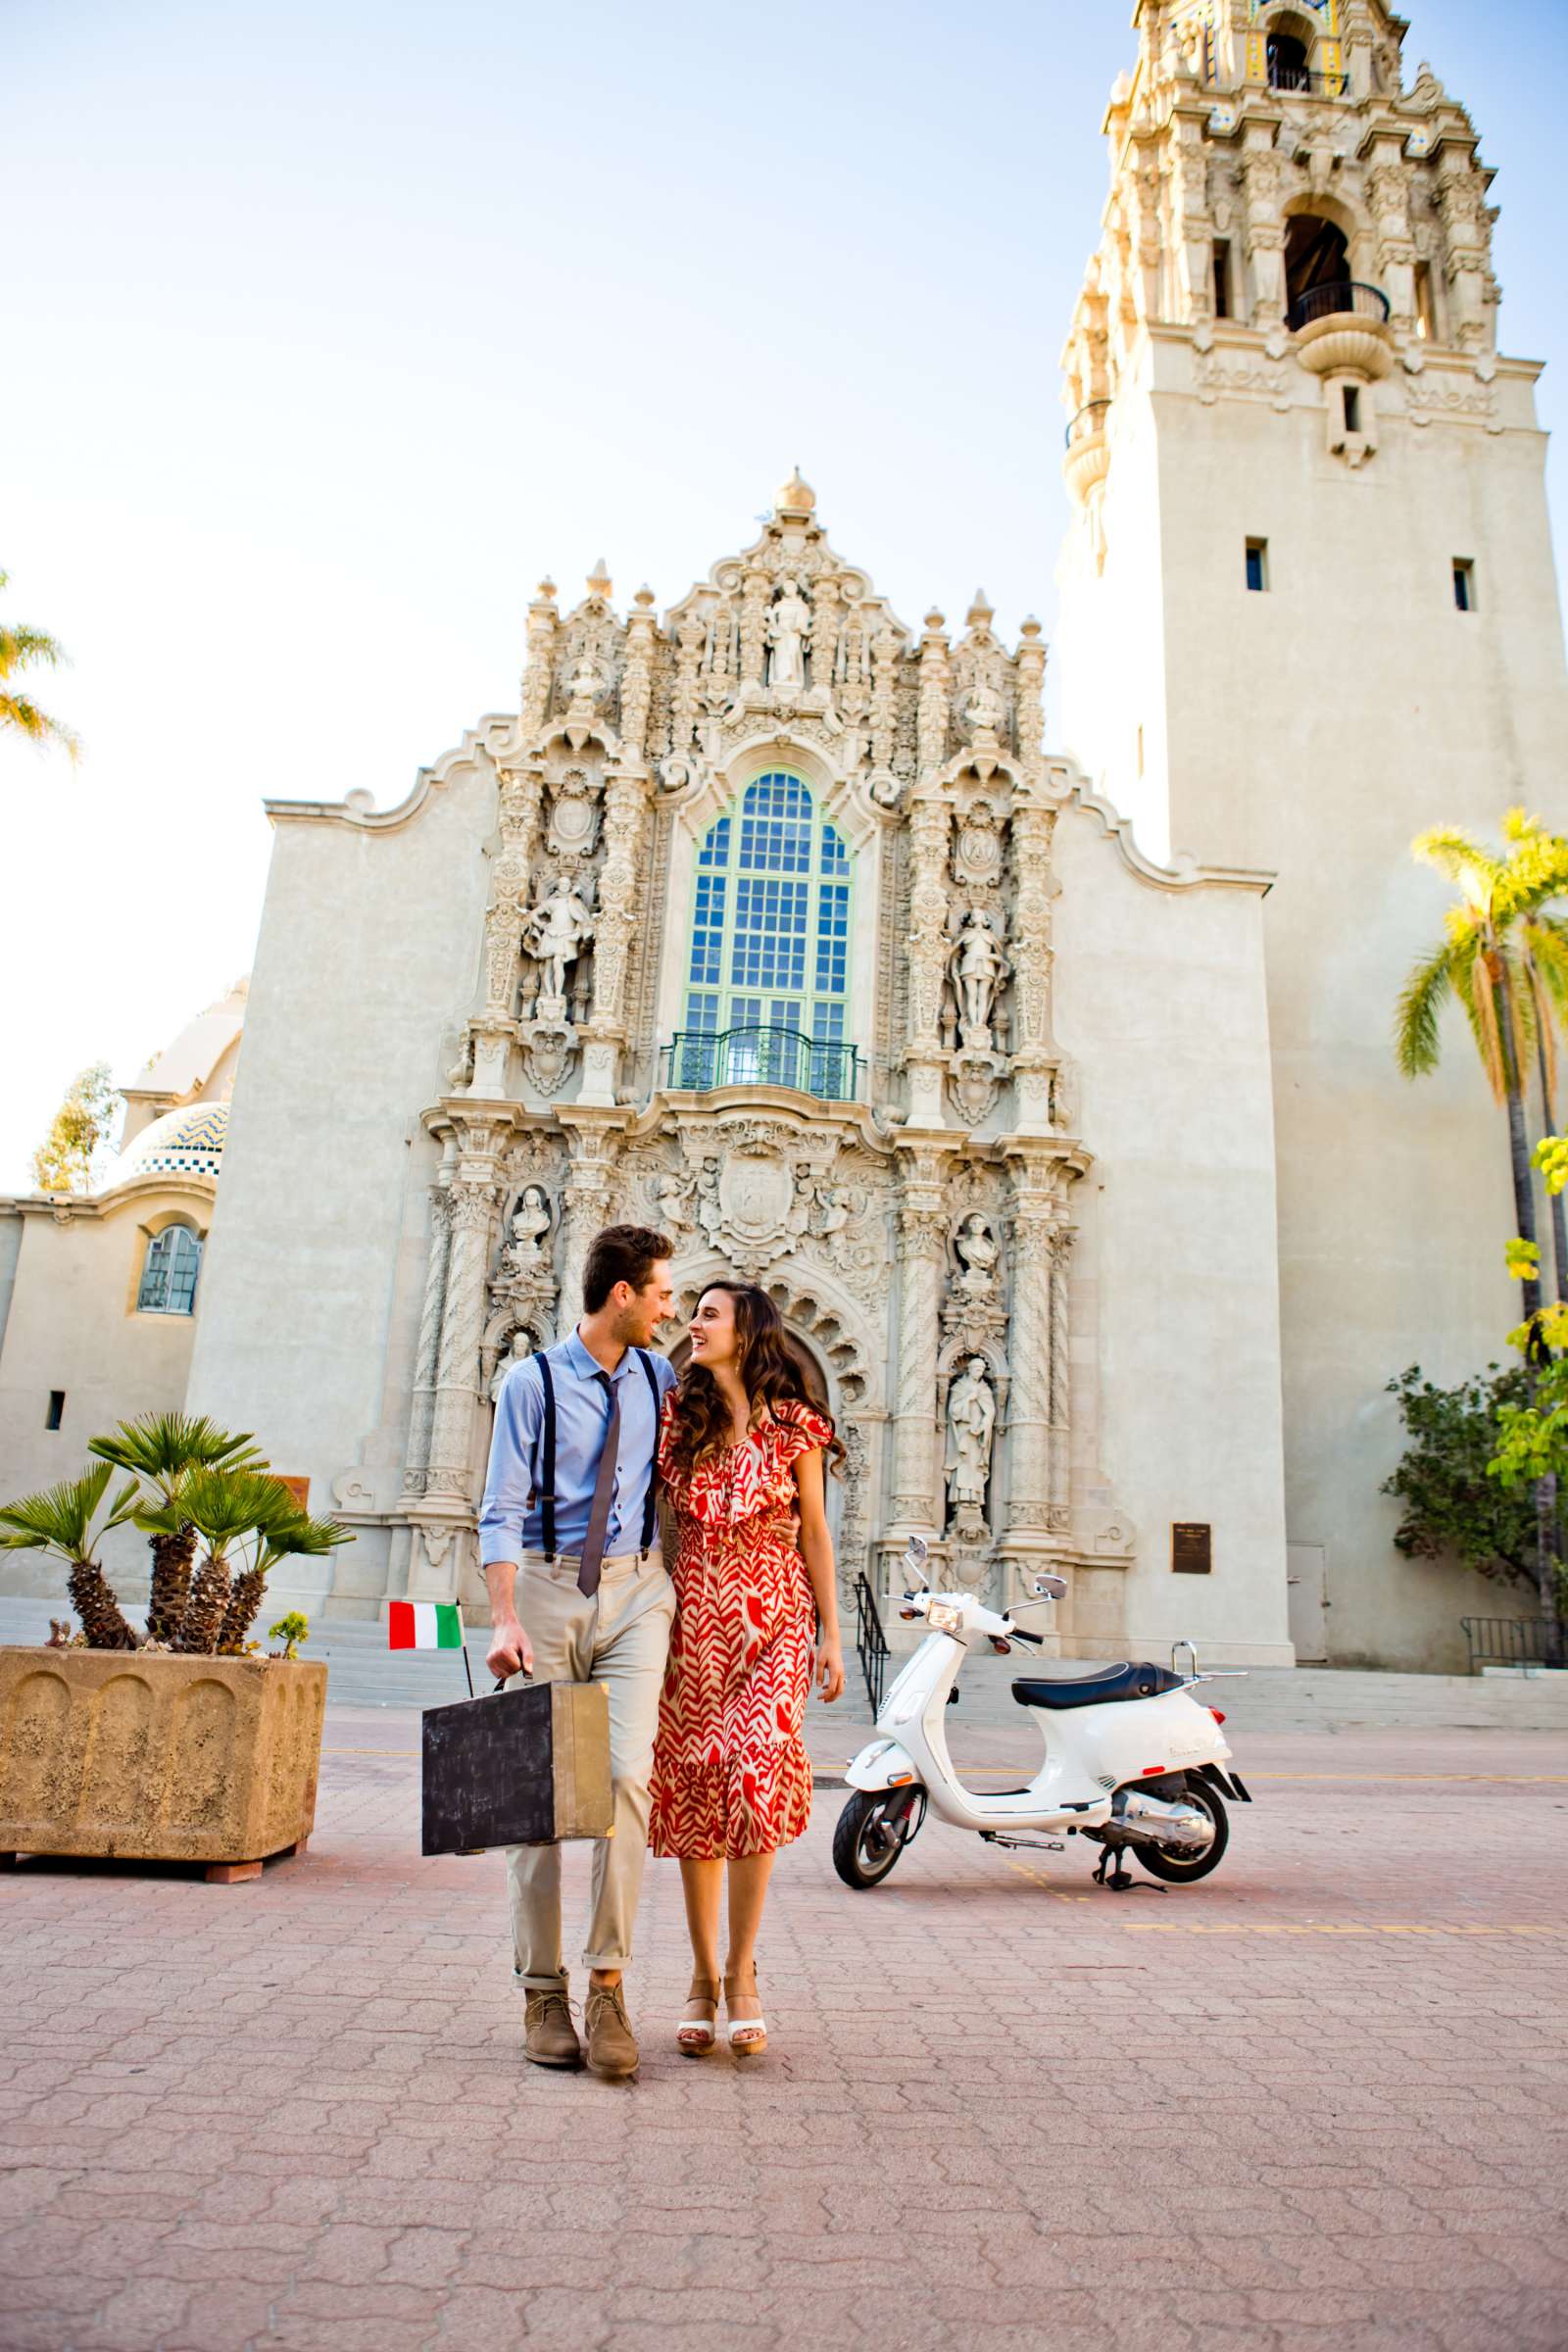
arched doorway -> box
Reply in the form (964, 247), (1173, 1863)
(1285, 212), (1349, 321)
(1266, 29), (1309, 91)
(665, 1292), (857, 1556)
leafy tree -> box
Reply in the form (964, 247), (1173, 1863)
(90, 1413), (263, 1642)
(1490, 1137), (1568, 1624)
(30, 1061), (122, 1194)
(1383, 1363), (1541, 1593)
(0, 568), (78, 760)
(1395, 810), (1568, 1325)
(0, 1464), (142, 1648)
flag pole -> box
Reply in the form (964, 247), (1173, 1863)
(462, 1623), (475, 1699)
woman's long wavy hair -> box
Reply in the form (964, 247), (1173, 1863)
(666, 1284), (846, 1479)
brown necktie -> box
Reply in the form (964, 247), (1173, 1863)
(577, 1371), (619, 1597)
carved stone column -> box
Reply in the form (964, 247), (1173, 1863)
(425, 1180), (499, 1502)
(739, 566), (768, 685)
(1049, 1224), (1075, 1531)
(889, 1156), (949, 1530)
(558, 1129), (621, 1334)
(1241, 122), (1286, 327)
(401, 1185), (454, 1498)
(1009, 795), (1057, 1137)
(904, 795), (952, 1126)
(582, 768), (652, 1106)
(1004, 1184), (1055, 1540)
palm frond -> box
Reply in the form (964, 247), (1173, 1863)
(0, 1463), (115, 1561)
(0, 624), (66, 679)
(179, 1466), (298, 1561)
(1395, 941), (1456, 1078)
(1412, 826), (1501, 912)
(90, 1412), (262, 1497)
(258, 1512), (354, 1573)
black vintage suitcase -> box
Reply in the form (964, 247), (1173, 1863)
(420, 1679), (613, 1857)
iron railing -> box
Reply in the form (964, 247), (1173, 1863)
(1289, 280), (1392, 332)
(854, 1572), (891, 1716)
(661, 1025), (863, 1102)
(1268, 64), (1348, 97)
(1461, 1616), (1566, 1674)
(1064, 399), (1111, 451)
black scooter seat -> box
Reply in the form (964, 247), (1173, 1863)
(1011, 1662), (1188, 1711)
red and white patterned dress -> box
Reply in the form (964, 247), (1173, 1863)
(648, 1397), (833, 1861)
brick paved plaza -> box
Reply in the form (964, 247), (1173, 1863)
(3, 1702), (1567, 2352)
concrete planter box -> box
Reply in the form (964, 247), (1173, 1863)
(0, 1646), (327, 1882)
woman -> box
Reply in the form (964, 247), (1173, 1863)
(648, 1282), (846, 2058)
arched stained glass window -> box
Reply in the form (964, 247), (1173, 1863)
(137, 1225), (202, 1315)
(678, 772), (855, 1096)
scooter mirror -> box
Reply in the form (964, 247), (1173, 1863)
(905, 1535), (929, 1574)
(1030, 1574), (1067, 1599)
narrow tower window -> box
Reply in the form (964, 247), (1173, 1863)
(45, 1391), (66, 1432)
(1452, 560), (1477, 612)
(1342, 385), (1362, 434)
(1245, 539), (1269, 594)
(1414, 262), (1436, 342)
(1212, 240), (1231, 320)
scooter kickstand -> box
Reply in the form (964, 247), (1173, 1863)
(1091, 1845), (1151, 1893)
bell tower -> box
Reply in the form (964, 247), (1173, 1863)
(1055, 2), (1568, 1666)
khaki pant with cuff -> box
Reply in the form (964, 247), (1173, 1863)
(505, 1546), (674, 1991)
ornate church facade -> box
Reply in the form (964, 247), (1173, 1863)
(182, 467), (1294, 1663)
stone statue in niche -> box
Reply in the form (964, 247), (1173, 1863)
(522, 874), (595, 1008)
(945, 1357), (996, 1522)
(499, 1187), (552, 1280)
(954, 1213), (1000, 1299)
(652, 1167), (697, 1246)
(948, 907), (1009, 1046)
(489, 1328), (534, 1399)
(765, 578), (811, 694)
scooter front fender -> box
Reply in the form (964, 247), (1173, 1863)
(844, 1737), (921, 1794)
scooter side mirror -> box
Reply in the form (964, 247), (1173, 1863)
(905, 1535), (930, 1576)
(1030, 1574), (1067, 1600)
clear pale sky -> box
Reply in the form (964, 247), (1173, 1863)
(3, 1), (1564, 1191)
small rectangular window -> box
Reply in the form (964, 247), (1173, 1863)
(1136, 723), (1145, 777)
(1212, 239), (1231, 320)
(45, 1390), (66, 1432)
(1414, 261), (1435, 342)
(1343, 384), (1361, 434)
(1245, 538), (1268, 593)
(1453, 559), (1476, 612)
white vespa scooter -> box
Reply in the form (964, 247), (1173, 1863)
(834, 1541), (1251, 1891)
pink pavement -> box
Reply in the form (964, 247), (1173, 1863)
(2, 1711), (1566, 2352)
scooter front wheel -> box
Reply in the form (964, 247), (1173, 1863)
(833, 1788), (924, 1888)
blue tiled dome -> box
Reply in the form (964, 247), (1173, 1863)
(116, 1102), (228, 1183)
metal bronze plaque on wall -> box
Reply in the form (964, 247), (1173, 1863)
(1171, 1522), (1212, 1574)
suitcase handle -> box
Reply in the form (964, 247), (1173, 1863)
(492, 1671), (533, 1692)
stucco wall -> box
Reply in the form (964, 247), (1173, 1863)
(0, 1189), (208, 1599)
(1049, 797), (1292, 1665)
(184, 755), (497, 1605)
(1058, 342), (1568, 1671)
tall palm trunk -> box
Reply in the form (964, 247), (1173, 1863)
(1495, 968), (1558, 1617)
(67, 1561), (138, 1650)
(173, 1551), (231, 1654)
(145, 1526), (197, 1643)
(1532, 1009), (1568, 1304)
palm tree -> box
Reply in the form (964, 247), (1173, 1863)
(1395, 817), (1568, 1325)
(0, 1465), (143, 1648)
(217, 1505), (351, 1656)
(0, 569), (79, 760)
(173, 1467), (296, 1655)
(89, 1414), (261, 1642)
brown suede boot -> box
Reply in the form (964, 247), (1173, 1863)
(523, 1986), (581, 2069)
(584, 1980), (639, 2081)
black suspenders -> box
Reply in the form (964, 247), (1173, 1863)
(533, 1346), (662, 1565)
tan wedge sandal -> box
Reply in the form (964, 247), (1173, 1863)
(676, 1975), (720, 2056)
(724, 1965), (767, 2058)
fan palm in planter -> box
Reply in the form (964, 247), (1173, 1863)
(0, 1465), (143, 1649)
(216, 1502), (352, 1656)
(89, 1413), (262, 1642)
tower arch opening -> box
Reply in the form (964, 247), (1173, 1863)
(1285, 211), (1350, 320)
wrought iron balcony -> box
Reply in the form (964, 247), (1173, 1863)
(661, 1025), (863, 1102)
(1268, 64), (1348, 97)
(1288, 280), (1391, 332)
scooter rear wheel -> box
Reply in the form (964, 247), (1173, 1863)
(1133, 1775), (1229, 1883)
(833, 1788), (923, 1888)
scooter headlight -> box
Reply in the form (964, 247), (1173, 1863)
(926, 1598), (964, 1635)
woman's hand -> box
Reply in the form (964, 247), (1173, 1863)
(814, 1631), (845, 1703)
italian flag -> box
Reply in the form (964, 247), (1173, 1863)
(388, 1600), (464, 1650)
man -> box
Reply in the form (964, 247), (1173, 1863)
(480, 1224), (676, 2081)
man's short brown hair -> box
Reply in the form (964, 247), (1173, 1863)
(582, 1225), (673, 1313)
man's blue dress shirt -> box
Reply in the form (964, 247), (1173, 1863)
(477, 1330), (675, 1566)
